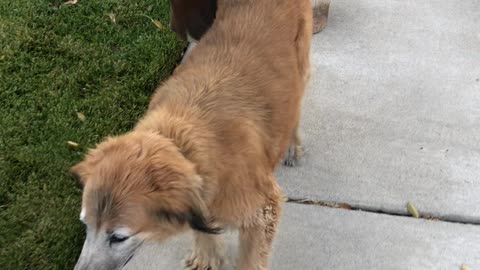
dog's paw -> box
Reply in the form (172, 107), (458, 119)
(282, 144), (304, 167)
(184, 253), (222, 270)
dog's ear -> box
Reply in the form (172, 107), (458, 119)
(159, 208), (221, 234)
(181, 175), (221, 234)
(69, 162), (88, 190)
(186, 208), (221, 234)
(154, 173), (222, 234)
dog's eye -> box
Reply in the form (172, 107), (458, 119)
(109, 234), (129, 245)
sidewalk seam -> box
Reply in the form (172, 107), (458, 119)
(286, 197), (480, 226)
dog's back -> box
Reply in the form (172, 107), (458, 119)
(72, 2), (313, 269)
(149, 0), (312, 169)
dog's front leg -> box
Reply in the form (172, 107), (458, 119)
(237, 200), (282, 270)
(184, 232), (224, 270)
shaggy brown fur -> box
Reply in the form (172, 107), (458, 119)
(71, 0), (312, 269)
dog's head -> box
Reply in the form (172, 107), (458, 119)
(169, 0), (217, 41)
(71, 132), (219, 270)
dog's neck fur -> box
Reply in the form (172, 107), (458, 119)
(135, 106), (220, 200)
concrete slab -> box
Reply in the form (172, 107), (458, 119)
(126, 203), (480, 270)
(276, 0), (480, 222)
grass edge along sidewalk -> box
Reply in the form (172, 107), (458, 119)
(0, 1), (184, 269)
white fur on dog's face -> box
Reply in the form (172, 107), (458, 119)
(74, 219), (142, 270)
(74, 208), (143, 270)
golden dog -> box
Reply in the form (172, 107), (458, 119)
(71, 0), (312, 269)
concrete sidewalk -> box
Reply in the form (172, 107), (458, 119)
(277, 0), (480, 223)
(128, 0), (480, 269)
(126, 204), (480, 270)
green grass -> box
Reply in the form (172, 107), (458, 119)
(0, 0), (184, 269)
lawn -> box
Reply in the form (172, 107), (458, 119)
(0, 0), (184, 269)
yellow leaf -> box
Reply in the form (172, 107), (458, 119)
(67, 141), (80, 150)
(64, 0), (78, 5)
(153, 20), (163, 30)
(141, 15), (163, 30)
(108, 13), (116, 24)
(76, 112), (86, 122)
(461, 264), (471, 270)
(407, 201), (420, 218)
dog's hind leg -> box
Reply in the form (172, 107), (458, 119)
(237, 198), (282, 270)
(184, 232), (224, 270)
(283, 3), (313, 167)
(283, 120), (304, 167)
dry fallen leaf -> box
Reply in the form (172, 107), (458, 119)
(107, 13), (116, 24)
(64, 0), (79, 5)
(67, 141), (80, 150)
(460, 264), (471, 270)
(142, 15), (163, 30)
(152, 20), (163, 29)
(407, 201), (420, 218)
(76, 112), (86, 122)
(338, 203), (352, 210)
